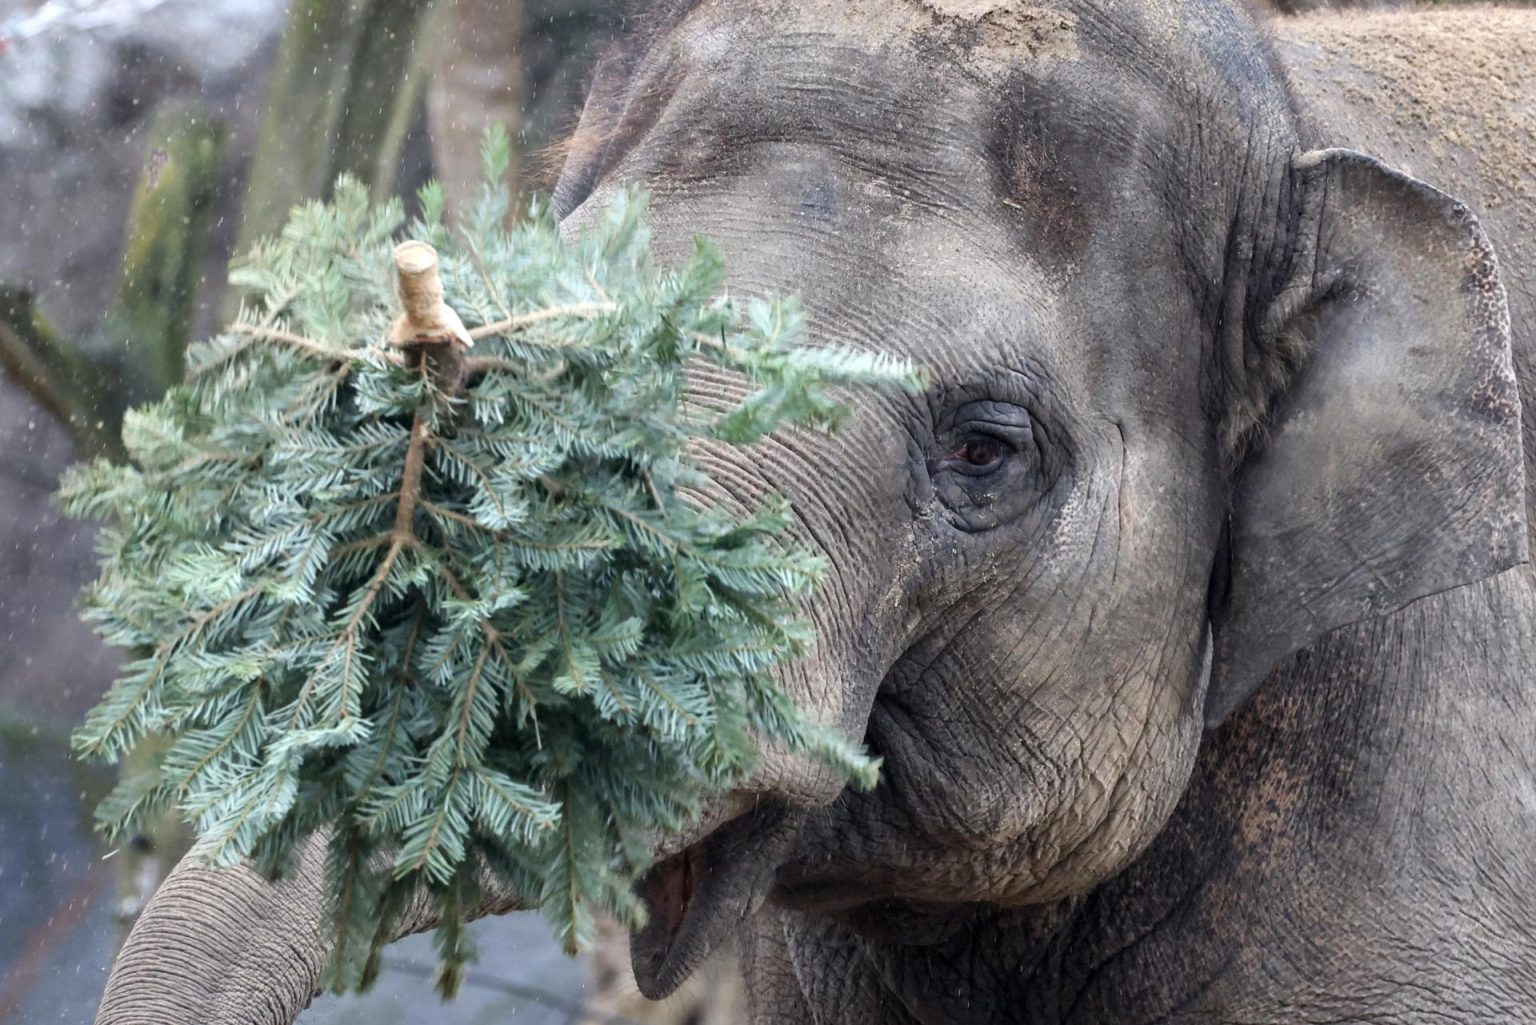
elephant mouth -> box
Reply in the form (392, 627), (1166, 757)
(630, 798), (802, 999)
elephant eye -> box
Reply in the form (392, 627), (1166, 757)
(944, 438), (1007, 476)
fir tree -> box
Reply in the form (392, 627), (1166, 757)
(61, 130), (922, 995)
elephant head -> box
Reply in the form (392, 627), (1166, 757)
(97, 1), (1526, 1021)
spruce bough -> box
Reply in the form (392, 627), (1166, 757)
(62, 135), (922, 995)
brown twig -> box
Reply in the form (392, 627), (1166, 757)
(466, 301), (616, 340)
(290, 363), (433, 730)
(227, 322), (404, 366)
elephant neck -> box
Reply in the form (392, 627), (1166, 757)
(803, 567), (1536, 1024)
(1040, 565), (1536, 1022)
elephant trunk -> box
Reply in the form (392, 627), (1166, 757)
(685, 430), (899, 810)
(95, 831), (524, 1025)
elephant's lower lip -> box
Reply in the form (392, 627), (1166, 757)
(630, 799), (802, 999)
(633, 845), (697, 987)
(770, 868), (885, 914)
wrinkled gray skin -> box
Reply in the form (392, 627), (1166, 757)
(96, 4), (1536, 1024)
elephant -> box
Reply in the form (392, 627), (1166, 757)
(94, 2), (1536, 1023)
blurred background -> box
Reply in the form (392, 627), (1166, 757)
(0, 1), (742, 1021)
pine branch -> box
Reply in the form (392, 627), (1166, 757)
(66, 173), (923, 994)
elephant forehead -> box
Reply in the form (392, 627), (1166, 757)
(632, 174), (1076, 373)
(677, 0), (1080, 70)
(567, 0), (1231, 411)
(619, 10), (1172, 256)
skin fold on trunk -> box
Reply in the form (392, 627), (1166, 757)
(95, 828), (533, 1025)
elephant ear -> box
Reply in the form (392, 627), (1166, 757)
(1205, 148), (1528, 727)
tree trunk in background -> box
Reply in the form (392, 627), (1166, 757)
(425, 0), (524, 218)
(233, 0), (434, 266)
(0, 286), (111, 458)
(100, 102), (227, 409)
(0, 100), (225, 462)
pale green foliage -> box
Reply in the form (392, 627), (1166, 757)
(62, 129), (923, 996)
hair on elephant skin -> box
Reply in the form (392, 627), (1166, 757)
(96, 4), (1536, 1025)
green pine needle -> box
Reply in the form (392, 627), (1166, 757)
(62, 158), (923, 993)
